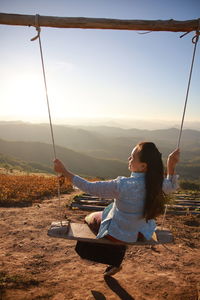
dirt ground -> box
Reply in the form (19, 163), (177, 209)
(0, 191), (200, 300)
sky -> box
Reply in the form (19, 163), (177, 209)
(0, 0), (200, 128)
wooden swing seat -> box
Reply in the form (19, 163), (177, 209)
(47, 221), (174, 245)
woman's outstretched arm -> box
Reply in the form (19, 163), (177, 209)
(53, 159), (119, 198)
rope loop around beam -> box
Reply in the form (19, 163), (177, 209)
(192, 18), (200, 44)
(30, 14), (41, 41)
(192, 31), (200, 44)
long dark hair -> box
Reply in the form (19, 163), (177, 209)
(137, 142), (165, 221)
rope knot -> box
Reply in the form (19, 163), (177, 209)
(192, 18), (200, 44)
(192, 30), (200, 44)
(30, 14), (41, 41)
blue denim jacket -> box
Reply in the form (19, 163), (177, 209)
(73, 173), (179, 242)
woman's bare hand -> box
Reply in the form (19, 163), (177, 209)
(167, 148), (180, 164)
(53, 159), (74, 183)
(167, 148), (180, 175)
(54, 159), (67, 175)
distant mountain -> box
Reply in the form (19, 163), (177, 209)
(0, 121), (199, 180)
(0, 139), (199, 181)
(0, 121), (199, 162)
(0, 153), (52, 173)
(0, 138), (128, 179)
(0, 121), (109, 151)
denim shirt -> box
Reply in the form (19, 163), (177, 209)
(73, 173), (179, 242)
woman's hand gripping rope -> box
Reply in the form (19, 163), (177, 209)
(54, 159), (74, 185)
(167, 148), (180, 176)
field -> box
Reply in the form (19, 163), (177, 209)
(0, 174), (200, 300)
(0, 173), (73, 206)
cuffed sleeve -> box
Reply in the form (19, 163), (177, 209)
(73, 175), (120, 198)
(162, 175), (179, 194)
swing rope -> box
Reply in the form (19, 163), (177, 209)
(177, 24), (200, 148)
(31, 15), (57, 159)
(161, 24), (200, 230)
(31, 14), (63, 225)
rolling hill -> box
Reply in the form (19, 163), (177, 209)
(0, 138), (128, 179)
(0, 121), (199, 161)
(0, 121), (199, 180)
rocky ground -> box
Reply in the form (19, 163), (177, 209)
(0, 192), (200, 300)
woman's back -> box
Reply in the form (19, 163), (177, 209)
(116, 173), (146, 214)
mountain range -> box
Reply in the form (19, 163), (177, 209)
(0, 121), (199, 180)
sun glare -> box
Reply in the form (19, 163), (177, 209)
(2, 72), (53, 121)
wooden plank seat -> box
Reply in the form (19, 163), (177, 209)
(47, 221), (174, 245)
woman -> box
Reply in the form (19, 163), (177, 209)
(54, 142), (180, 276)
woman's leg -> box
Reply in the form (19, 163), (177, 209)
(76, 211), (126, 273)
(75, 241), (127, 267)
(84, 211), (103, 235)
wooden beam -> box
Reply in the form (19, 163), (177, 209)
(0, 13), (199, 32)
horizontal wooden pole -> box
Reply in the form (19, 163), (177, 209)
(0, 12), (199, 32)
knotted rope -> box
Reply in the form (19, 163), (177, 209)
(177, 21), (200, 148)
(31, 14), (57, 159)
(161, 26), (199, 230)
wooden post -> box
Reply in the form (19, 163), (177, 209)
(0, 13), (199, 32)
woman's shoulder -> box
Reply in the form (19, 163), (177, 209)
(116, 176), (129, 183)
(116, 175), (142, 185)
(116, 174), (145, 192)
(116, 173), (145, 183)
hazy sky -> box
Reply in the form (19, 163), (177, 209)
(1, 0), (200, 125)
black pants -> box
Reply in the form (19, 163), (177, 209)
(75, 241), (127, 267)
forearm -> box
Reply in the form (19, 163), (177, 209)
(73, 176), (119, 198)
